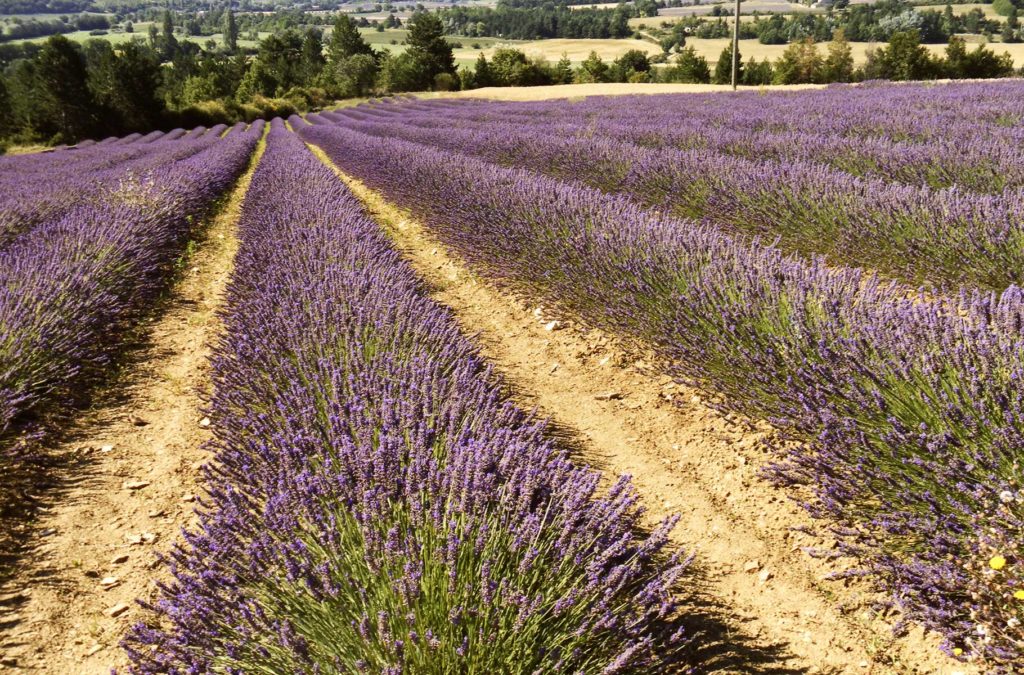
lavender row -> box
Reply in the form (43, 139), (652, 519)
(0, 126), (244, 249)
(314, 108), (1024, 292)
(400, 81), (1024, 145)
(301, 123), (1024, 667)
(361, 100), (1024, 194)
(0, 121), (262, 460)
(124, 120), (689, 673)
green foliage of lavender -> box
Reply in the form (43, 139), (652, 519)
(124, 120), (689, 673)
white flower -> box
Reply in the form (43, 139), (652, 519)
(976, 624), (988, 636)
(1008, 617), (1021, 629)
(1000, 490), (1015, 503)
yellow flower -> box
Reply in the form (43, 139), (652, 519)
(1014, 590), (1024, 600)
(953, 648), (963, 656)
(990, 555), (1007, 570)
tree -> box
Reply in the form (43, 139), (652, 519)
(666, 46), (710, 83)
(612, 49), (651, 82)
(377, 51), (428, 92)
(243, 30), (305, 97)
(993, 0), (1017, 16)
(224, 9), (238, 52)
(8, 60), (47, 137)
(576, 50), (610, 83)
(182, 71), (221, 105)
(123, 20), (133, 33)
(823, 28), (855, 82)
(863, 29), (941, 80)
(85, 39), (163, 133)
(159, 10), (178, 61)
(1002, 6), (1019, 42)
(941, 3), (957, 36)
(553, 53), (573, 84)
(472, 52), (493, 87)
(0, 76), (13, 141)
(328, 13), (373, 63)
(945, 35), (1015, 77)
(773, 38), (823, 84)
(35, 35), (99, 141)
(660, 22), (687, 54)
(300, 28), (326, 82)
(405, 11), (455, 89)
(713, 43), (740, 84)
(489, 47), (550, 86)
(328, 52), (378, 97)
(743, 56), (774, 85)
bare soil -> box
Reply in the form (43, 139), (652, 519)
(321, 157), (972, 675)
(0, 140), (263, 674)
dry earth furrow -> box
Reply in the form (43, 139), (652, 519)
(316, 154), (969, 675)
(0, 136), (265, 674)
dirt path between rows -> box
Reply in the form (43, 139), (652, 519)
(0, 140), (263, 674)
(317, 154), (968, 675)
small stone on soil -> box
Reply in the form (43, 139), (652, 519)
(111, 554), (129, 564)
(129, 414), (149, 426)
(758, 569), (774, 583)
(99, 577), (118, 588)
(743, 560), (761, 573)
(106, 603), (130, 618)
(594, 392), (623, 401)
(199, 417), (211, 428)
(182, 493), (196, 502)
(544, 320), (561, 331)
(123, 481), (150, 490)
(100, 445), (114, 452)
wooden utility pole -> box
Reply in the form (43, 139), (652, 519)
(731, 0), (740, 90)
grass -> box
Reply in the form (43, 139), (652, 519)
(473, 37), (657, 62)
(940, 2), (1005, 18)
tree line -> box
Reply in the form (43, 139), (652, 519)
(439, 0), (655, 41)
(646, 0), (1016, 49)
(456, 27), (1015, 89)
(0, 11), (462, 148)
(0, 7), (1019, 152)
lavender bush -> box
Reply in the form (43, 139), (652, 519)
(0, 127), (238, 249)
(301, 118), (1024, 667)
(124, 120), (689, 673)
(0, 122), (263, 459)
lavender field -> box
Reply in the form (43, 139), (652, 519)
(1, 80), (1022, 673)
